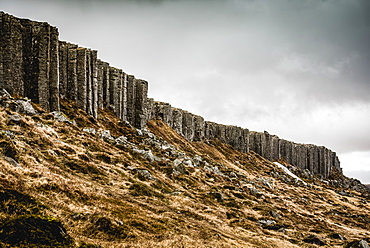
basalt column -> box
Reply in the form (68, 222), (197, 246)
(121, 71), (127, 121)
(109, 67), (126, 119)
(85, 49), (98, 117)
(172, 108), (184, 135)
(134, 79), (148, 128)
(77, 47), (87, 111)
(225, 126), (249, 153)
(49, 26), (59, 112)
(126, 75), (136, 124)
(194, 115), (205, 141)
(85, 49), (92, 115)
(19, 19), (33, 100)
(96, 60), (104, 110)
(35, 23), (51, 111)
(67, 43), (78, 102)
(90, 50), (98, 118)
(58, 41), (68, 97)
(146, 98), (154, 121)
(182, 111), (195, 141)
(101, 62), (110, 108)
(204, 121), (216, 140)
(0, 13), (23, 96)
(24, 20), (59, 111)
(154, 102), (173, 127)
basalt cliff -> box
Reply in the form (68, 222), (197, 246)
(0, 12), (370, 248)
(0, 12), (340, 179)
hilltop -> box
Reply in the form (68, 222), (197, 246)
(0, 93), (369, 247)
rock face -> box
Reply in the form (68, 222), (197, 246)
(0, 12), (342, 178)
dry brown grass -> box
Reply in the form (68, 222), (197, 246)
(0, 101), (369, 247)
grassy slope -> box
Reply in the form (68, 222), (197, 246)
(0, 99), (369, 247)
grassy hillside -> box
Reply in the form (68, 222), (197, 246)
(0, 98), (369, 247)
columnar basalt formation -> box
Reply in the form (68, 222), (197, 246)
(0, 12), (342, 178)
(0, 13), (60, 112)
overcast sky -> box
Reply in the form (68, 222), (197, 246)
(1, 0), (370, 183)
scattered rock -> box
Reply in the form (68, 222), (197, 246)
(173, 163), (188, 175)
(173, 159), (182, 167)
(182, 159), (193, 167)
(256, 178), (274, 189)
(137, 169), (156, 181)
(0, 89), (38, 115)
(303, 234), (326, 246)
(136, 129), (143, 136)
(359, 240), (370, 248)
(83, 127), (97, 135)
(8, 114), (22, 123)
(208, 192), (225, 202)
(1, 156), (21, 168)
(193, 155), (202, 166)
(270, 210), (280, 219)
(246, 186), (260, 196)
(51, 111), (75, 124)
(346, 240), (370, 248)
(329, 233), (345, 240)
(257, 219), (276, 226)
(97, 130), (115, 141)
(256, 219), (286, 232)
(204, 165), (223, 176)
(0, 130), (15, 138)
(136, 149), (161, 163)
(337, 190), (353, 197)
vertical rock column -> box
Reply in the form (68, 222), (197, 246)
(76, 47), (87, 111)
(204, 121), (217, 140)
(102, 62), (110, 108)
(49, 26), (59, 112)
(250, 132), (265, 157)
(126, 75), (136, 124)
(58, 41), (68, 97)
(134, 79), (148, 128)
(85, 49), (92, 115)
(35, 23), (51, 111)
(182, 111), (194, 141)
(20, 19), (34, 100)
(271, 135), (280, 161)
(67, 43), (78, 102)
(307, 145), (319, 175)
(84, 49), (99, 118)
(215, 124), (227, 143)
(1, 13), (23, 96)
(153, 102), (173, 126)
(90, 50), (98, 118)
(146, 98), (154, 122)
(224, 126), (249, 153)
(120, 71), (127, 121)
(116, 69), (124, 119)
(96, 59), (104, 110)
(193, 115), (205, 141)
(172, 108), (183, 135)
(109, 67), (124, 119)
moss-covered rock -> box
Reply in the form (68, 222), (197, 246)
(0, 215), (73, 247)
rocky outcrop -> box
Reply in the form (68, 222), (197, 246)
(0, 12), (342, 179)
(0, 13), (59, 112)
(249, 131), (341, 178)
(0, 12), (148, 129)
